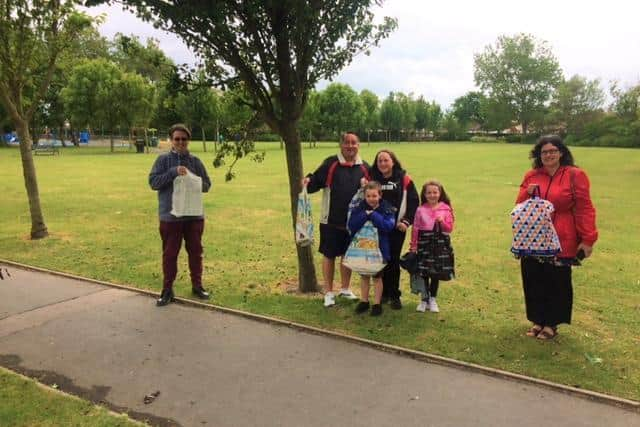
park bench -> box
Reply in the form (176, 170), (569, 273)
(33, 142), (60, 155)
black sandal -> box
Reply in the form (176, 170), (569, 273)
(536, 326), (558, 340)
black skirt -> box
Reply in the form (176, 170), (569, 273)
(520, 257), (573, 326)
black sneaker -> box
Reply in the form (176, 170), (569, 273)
(192, 287), (210, 300)
(355, 301), (370, 314)
(380, 296), (390, 304)
(156, 289), (174, 307)
(370, 304), (383, 316)
(389, 298), (402, 310)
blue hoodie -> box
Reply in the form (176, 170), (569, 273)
(347, 199), (396, 262)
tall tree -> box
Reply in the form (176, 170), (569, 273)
(422, 100), (442, 135)
(610, 81), (640, 121)
(86, 0), (397, 292)
(317, 82), (365, 138)
(395, 92), (416, 139)
(110, 33), (174, 84)
(0, 0), (91, 238)
(175, 70), (220, 152)
(414, 95), (429, 132)
(115, 71), (156, 142)
(451, 91), (487, 129)
(359, 89), (379, 142)
(379, 92), (403, 140)
(298, 90), (321, 143)
(551, 75), (605, 136)
(474, 33), (562, 137)
(62, 58), (122, 150)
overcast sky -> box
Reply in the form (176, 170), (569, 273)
(84, 1), (640, 109)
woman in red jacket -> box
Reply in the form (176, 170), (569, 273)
(516, 135), (598, 340)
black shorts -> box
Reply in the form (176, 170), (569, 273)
(319, 223), (351, 258)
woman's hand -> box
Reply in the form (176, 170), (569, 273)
(396, 222), (408, 232)
(577, 243), (593, 258)
(527, 184), (539, 195)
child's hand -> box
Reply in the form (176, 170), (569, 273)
(360, 177), (368, 187)
(435, 215), (444, 223)
(527, 184), (539, 195)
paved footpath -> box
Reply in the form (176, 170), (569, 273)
(0, 264), (637, 427)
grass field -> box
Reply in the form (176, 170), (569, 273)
(0, 367), (142, 426)
(0, 141), (638, 402)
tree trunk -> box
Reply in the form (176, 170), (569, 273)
(15, 118), (48, 239)
(201, 127), (207, 152)
(281, 123), (318, 293)
(70, 127), (78, 146)
(58, 126), (67, 147)
(215, 118), (219, 153)
(31, 126), (40, 146)
(522, 121), (528, 142)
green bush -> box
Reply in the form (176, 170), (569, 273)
(503, 134), (538, 144)
(470, 136), (502, 143)
(569, 115), (640, 147)
(256, 133), (282, 142)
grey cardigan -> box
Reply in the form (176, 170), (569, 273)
(149, 150), (212, 221)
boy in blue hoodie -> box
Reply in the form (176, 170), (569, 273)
(347, 181), (396, 316)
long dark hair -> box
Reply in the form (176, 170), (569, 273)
(420, 180), (451, 207)
(370, 149), (405, 179)
(530, 134), (575, 169)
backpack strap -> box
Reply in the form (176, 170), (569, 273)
(360, 164), (370, 181)
(402, 174), (411, 190)
(325, 160), (339, 187)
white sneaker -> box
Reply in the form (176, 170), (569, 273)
(428, 297), (439, 313)
(338, 289), (358, 300)
(416, 301), (428, 312)
(323, 292), (336, 307)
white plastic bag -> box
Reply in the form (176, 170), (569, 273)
(342, 220), (386, 275)
(295, 187), (314, 247)
(171, 170), (203, 217)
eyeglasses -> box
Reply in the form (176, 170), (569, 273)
(541, 149), (559, 156)
(173, 137), (189, 142)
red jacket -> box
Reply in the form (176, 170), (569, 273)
(516, 166), (598, 258)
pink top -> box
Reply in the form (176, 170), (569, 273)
(410, 202), (454, 251)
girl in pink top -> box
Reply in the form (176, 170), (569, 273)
(410, 180), (454, 313)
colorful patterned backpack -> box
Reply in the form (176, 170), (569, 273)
(510, 189), (561, 257)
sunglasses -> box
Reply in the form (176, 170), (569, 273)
(541, 149), (559, 155)
(173, 137), (189, 142)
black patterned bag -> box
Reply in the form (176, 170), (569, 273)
(417, 223), (455, 281)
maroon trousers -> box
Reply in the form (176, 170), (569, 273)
(159, 220), (204, 291)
